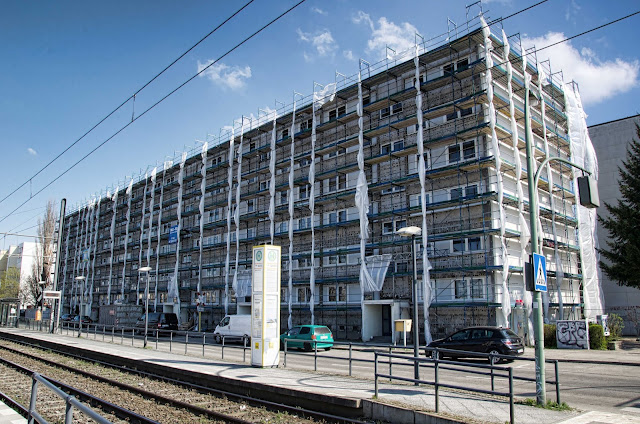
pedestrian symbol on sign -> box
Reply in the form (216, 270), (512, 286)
(533, 253), (547, 292)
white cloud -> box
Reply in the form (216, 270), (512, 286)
(353, 11), (418, 59)
(27, 148), (37, 156)
(343, 50), (355, 61)
(297, 28), (337, 61)
(311, 7), (327, 16)
(197, 61), (252, 90)
(522, 32), (639, 106)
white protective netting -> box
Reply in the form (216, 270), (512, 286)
(235, 269), (252, 299)
(147, 168), (157, 269)
(287, 101), (297, 330)
(565, 83), (604, 320)
(363, 255), (392, 292)
(482, 18), (510, 329)
(89, 198), (100, 307)
(355, 71), (372, 333)
(269, 112), (277, 244)
(62, 215), (72, 309)
(198, 143), (208, 294)
(502, 30), (530, 334)
(137, 172), (149, 305)
(168, 152), (187, 316)
(122, 179), (133, 301)
(232, 119), (246, 299)
(107, 187), (118, 304)
(224, 127), (236, 314)
(414, 45), (434, 345)
(155, 161), (171, 310)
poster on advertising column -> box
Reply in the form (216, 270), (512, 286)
(251, 245), (281, 368)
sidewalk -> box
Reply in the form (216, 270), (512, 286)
(521, 337), (640, 366)
(1, 328), (639, 424)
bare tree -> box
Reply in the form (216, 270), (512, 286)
(19, 200), (56, 307)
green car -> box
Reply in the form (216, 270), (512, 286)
(280, 325), (334, 351)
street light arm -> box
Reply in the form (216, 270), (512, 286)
(533, 156), (591, 193)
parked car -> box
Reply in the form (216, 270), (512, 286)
(61, 313), (77, 322)
(135, 312), (179, 335)
(72, 315), (93, 325)
(428, 326), (524, 363)
(213, 314), (251, 344)
(280, 325), (334, 351)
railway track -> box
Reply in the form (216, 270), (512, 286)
(0, 338), (370, 423)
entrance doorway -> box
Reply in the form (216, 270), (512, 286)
(382, 305), (391, 336)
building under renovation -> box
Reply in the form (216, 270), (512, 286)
(57, 13), (602, 344)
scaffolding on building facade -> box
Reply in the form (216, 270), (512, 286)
(57, 11), (600, 344)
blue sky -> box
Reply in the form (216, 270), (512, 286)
(1, 0), (639, 246)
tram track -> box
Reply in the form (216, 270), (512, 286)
(0, 338), (369, 423)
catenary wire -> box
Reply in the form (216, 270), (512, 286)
(0, 0), (307, 225)
(2, 3), (638, 225)
(0, 0), (256, 207)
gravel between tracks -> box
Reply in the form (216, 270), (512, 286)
(0, 339), (330, 423)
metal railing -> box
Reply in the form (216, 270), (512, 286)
(28, 372), (111, 424)
(375, 351), (517, 424)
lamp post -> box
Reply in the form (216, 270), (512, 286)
(139, 266), (152, 348)
(396, 225), (422, 384)
(74, 276), (85, 338)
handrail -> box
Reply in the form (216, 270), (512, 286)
(29, 372), (112, 424)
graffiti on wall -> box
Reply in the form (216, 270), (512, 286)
(556, 320), (589, 349)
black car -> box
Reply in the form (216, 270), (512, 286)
(428, 326), (524, 363)
(135, 312), (179, 335)
(61, 313), (77, 322)
(71, 315), (93, 325)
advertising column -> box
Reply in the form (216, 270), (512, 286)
(251, 245), (281, 367)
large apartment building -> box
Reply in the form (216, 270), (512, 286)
(57, 16), (602, 344)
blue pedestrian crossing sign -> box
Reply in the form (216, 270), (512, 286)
(533, 253), (547, 292)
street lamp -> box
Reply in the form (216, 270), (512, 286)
(396, 225), (422, 384)
(74, 276), (85, 338)
(139, 266), (152, 348)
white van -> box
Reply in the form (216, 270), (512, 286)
(213, 314), (251, 344)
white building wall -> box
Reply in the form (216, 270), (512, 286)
(589, 115), (640, 335)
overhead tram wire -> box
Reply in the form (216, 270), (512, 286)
(0, 0), (256, 207)
(0, 0), (543, 224)
(0, 0), (307, 225)
(3, 2), (636, 225)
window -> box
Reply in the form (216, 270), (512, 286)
(297, 287), (312, 303)
(328, 209), (347, 224)
(328, 105), (345, 121)
(298, 217), (311, 230)
(468, 237), (481, 251)
(409, 193), (428, 208)
(448, 145), (461, 163)
(249, 142), (256, 151)
(281, 128), (289, 139)
(327, 174), (346, 193)
(450, 188), (462, 201)
(471, 278), (484, 298)
(463, 140), (476, 159)
(300, 118), (313, 131)
(362, 95), (371, 106)
(453, 239), (465, 252)
(455, 280), (467, 299)
(465, 185), (478, 197)
(380, 102), (402, 119)
(383, 222), (394, 235)
(299, 185), (311, 200)
(443, 63), (455, 76)
(279, 191), (288, 204)
(247, 200), (255, 213)
(457, 58), (469, 70)
(381, 140), (404, 155)
(460, 107), (473, 117)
